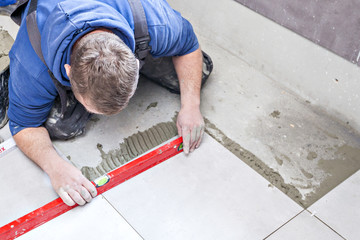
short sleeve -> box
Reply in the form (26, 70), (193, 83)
(7, 54), (57, 135)
(147, 7), (199, 57)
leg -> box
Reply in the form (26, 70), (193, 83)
(0, 29), (13, 129)
(140, 51), (213, 94)
(44, 91), (92, 140)
(0, 0), (17, 16)
(0, 66), (9, 129)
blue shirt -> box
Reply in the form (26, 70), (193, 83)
(0, 0), (16, 7)
(8, 0), (199, 135)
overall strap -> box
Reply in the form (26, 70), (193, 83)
(25, 0), (69, 114)
(24, 0), (151, 65)
(10, 0), (29, 26)
(127, 0), (151, 63)
(26, 0), (46, 65)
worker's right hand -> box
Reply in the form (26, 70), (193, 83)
(48, 159), (97, 206)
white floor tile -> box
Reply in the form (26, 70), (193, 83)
(309, 170), (360, 240)
(0, 148), (58, 227)
(17, 196), (142, 240)
(103, 134), (302, 240)
(266, 211), (343, 240)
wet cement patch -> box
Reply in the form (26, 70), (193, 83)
(270, 110), (281, 119)
(205, 115), (360, 208)
(204, 118), (305, 207)
(81, 121), (178, 181)
(146, 102), (158, 111)
(304, 144), (360, 206)
(244, 98), (360, 207)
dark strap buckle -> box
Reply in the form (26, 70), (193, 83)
(135, 35), (151, 60)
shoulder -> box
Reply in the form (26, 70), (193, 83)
(141, 0), (182, 26)
(9, 49), (57, 101)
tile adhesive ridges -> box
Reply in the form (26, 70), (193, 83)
(81, 121), (178, 181)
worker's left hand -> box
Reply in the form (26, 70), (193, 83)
(176, 106), (205, 154)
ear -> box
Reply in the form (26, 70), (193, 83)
(64, 64), (71, 78)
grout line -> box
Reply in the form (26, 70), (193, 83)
(306, 210), (347, 240)
(101, 194), (145, 240)
(262, 210), (305, 239)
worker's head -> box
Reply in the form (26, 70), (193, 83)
(65, 30), (139, 115)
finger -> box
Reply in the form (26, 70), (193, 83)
(190, 126), (202, 152)
(58, 187), (76, 206)
(67, 189), (86, 206)
(189, 128), (197, 153)
(79, 186), (92, 203)
(182, 128), (191, 154)
(82, 179), (97, 198)
(195, 126), (205, 149)
(176, 121), (182, 137)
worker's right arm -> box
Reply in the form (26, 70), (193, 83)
(13, 127), (97, 206)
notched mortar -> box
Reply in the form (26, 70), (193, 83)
(81, 121), (178, 181)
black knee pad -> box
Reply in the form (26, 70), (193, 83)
(45, 93), (92, 140)
(0, 66), (9, 129)
(0, 29), (13, 129)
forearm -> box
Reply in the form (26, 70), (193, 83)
(13, 127), (63, 176)
(172, 48), (203, 109)
(172, 48), (204, 153)
(13, 126), (97, 206)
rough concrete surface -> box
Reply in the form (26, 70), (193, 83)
(205, 115), (360, 208)
(168, 0), (360, 134)
(248, 101), (360, 207)
(195, 33), (360, 207)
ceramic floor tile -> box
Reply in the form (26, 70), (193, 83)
(266, 211), (343, 240)
(17, 196), (142, 240)
(0, 148), (58, 227)
(308, 170), (360, 240)
(103, 133), (302, 240)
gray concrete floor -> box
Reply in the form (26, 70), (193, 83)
(166, 0), (360, 207)
(0, 0), (360, 238)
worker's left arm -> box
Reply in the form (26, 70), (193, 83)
(172, 47), (204, 154)
(148, 3), (205, 153)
